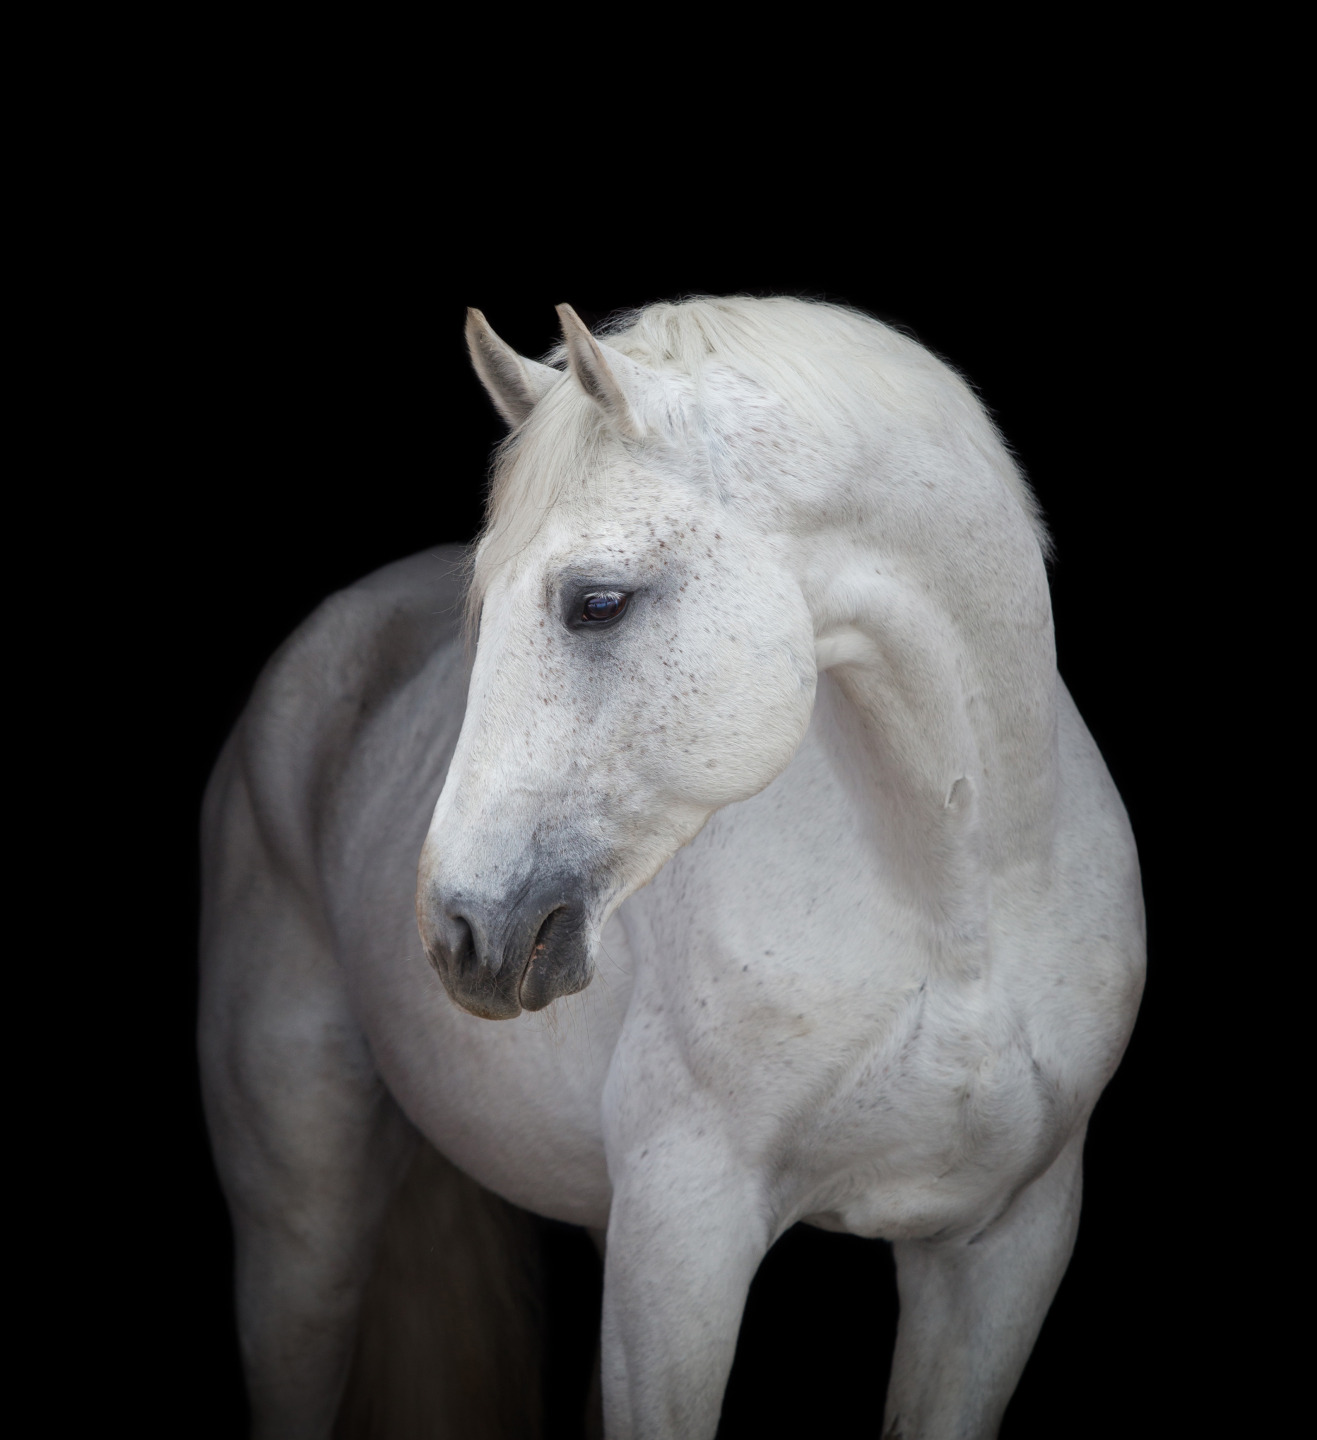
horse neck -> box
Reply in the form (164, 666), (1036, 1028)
(792, 474), (1059, 904)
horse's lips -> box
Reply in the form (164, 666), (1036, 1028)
(516, 947), (547, 1012)
(515, 902), (593, 1012)
(517, 935), (551, 1006)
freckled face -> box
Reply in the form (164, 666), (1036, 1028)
(418, 468), (817, 1007)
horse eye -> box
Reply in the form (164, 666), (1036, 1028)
(580, 591), (630, 624)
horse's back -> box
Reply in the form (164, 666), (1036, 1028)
(199, 541), (473, 1159)
(204, 544), (469, 869)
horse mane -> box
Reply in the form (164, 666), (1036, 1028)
(466, 296), (1050, 632)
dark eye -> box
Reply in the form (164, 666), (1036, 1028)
(579, 591), (630, 624)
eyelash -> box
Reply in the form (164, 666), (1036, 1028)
(578, 591), (631, 625)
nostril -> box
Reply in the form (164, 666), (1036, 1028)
(445, 913), (475, 975)
(517, 898), (589, 1012)
(529, 906), (565, 964)
(424, 909), (475, 980)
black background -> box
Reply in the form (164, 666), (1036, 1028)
(93, 102), (1248, 1437)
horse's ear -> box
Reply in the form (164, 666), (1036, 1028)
(556, 304), (651, 440)
(465, 309), (559, 428)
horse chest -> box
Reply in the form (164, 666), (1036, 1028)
(615, 799), (1063, 1238)
(630, 959), (1062, 1242)
(784, 999), (1061, 1240)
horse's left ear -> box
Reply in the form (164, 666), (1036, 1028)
(556, 304), (656, 441)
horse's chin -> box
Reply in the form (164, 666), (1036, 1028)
(432, 946), (598, 1021)
(439, 954), (595, 1020)
(442, 986), (524, 1022)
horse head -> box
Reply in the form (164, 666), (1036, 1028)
(416, 305), (818, 1019)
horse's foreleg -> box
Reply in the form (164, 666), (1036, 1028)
(883, 1130), (1086, 1440)
(599, 1144), (769, 1440)
(200, 861), (414, 1439)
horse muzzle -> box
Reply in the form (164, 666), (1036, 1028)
(418, 872), (596, 1019)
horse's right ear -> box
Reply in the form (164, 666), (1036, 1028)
(465, 309), (559, 427)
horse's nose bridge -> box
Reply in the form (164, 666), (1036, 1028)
(429, 709), (576, 849)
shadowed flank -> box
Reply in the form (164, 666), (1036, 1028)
(334, 1143), (546, 1440)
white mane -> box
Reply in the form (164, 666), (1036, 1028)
(468, 296), (1049, 624)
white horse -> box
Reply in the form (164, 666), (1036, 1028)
(200, 296), (1145, 1439)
